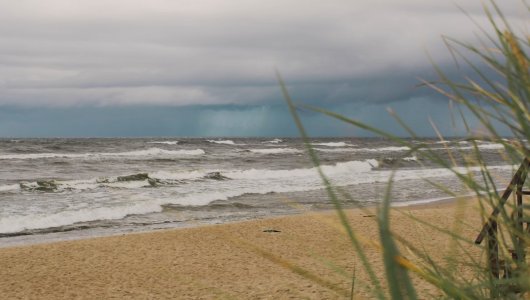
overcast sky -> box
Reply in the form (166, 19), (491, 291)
(0, 0), (526, 137)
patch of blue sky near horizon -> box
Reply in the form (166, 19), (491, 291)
(0, 96), (510, 138)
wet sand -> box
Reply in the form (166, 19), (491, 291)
(0, 197), (485, 299)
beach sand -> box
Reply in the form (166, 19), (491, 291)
(0, 198), (486, 299)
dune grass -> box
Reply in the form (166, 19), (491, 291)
(280, 1), (529, 298)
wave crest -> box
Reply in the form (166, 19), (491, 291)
(312, 142), (353, 147)
(0, 148), (205, 160)
(207, 139), (236, 145)
(147, 141), (179, 145)
(247, 148), (302, 154)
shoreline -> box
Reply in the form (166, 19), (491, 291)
(0, 194), (483, 299)
(0, 194), (467, 249)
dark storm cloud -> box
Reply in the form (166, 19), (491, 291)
(0, 1), (525, 137)
(0, 0), (525, 107)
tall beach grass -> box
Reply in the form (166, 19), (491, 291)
(280, 1), (529, 298)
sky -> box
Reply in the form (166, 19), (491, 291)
(0, 0), (527, 137)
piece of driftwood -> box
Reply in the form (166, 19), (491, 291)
(262, 229), (281, 233)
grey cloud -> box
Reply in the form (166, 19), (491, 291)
(0, 0), (526, 107)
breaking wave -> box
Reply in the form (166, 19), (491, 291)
(207, 139), (236, 145)
(314, 148), (356, 153)
(147, 141), (179, 145)
(0, 148), (205, 160)
(312, 142), (353, 147)
(247, 148), (302, 155)
(262, 139), (283, 144)
(0, 201), (165, 235)
(0, 159), (514, 234)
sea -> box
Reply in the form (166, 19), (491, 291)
(0, 137), (515, 247)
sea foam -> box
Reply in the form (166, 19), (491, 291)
(312, 142), (352, 147)
(0, 159), (515, 234)
(262, 139), (283, 144)
(314, 148), (356, 153)
(207, 139), (236, 145)
(247, 148), (302, 154)
(147, 141), (179, 145)
(0, 200), (164, 234)
(0, 148), (205, 160)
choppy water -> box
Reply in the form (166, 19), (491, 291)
(0, 137), (514, 247)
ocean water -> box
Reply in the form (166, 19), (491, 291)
(0, 137), (514, 247)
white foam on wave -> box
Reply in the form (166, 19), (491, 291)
(59, 179), (101, 190)
(314, 148), (356, 153)
(6, 159), (514, 195)
(175, 163), (513, 207)
(0, 160), (515, 234)
(262, 139), (283, 144)
(158, 161), (378, 207)
(312, 142), (352, 147)
(0, 198), (164, 234)
(106, 148), (205, 157)
(391, 196), (456, 207)
(391, 187), (508, 207)
(427, 139), (506, 150)
(248, 148), (302, 155)
(0, 148), (205, 160)
(149, 170), (205, 181)
(311, 145), (408, 153)
(0, 184), (20, 192)
(367, 146), (410, 152)
(354, 143), (504, 153)
(226, 159), (377, 180)
(0, 153), (87, 160)
(476, 143), (504, 150)
(147, 141), (179, 145)
(431, 143), (505, 151)
(12, 178), (153, 193)
(207, 139), (236, 145)
(333, 146), (409, 152)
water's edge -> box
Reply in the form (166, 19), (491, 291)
(0, 194), (467, 249)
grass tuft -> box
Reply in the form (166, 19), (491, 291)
(280, 1), (529, 298)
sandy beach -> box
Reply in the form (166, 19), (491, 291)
(0, 198), (485, 299)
